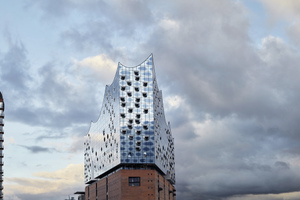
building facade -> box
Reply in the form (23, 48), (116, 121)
(0, 92), (4, 199)
(84, 55), (175, 200)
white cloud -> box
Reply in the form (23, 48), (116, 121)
(5, 164), (84, 196)
(159, 18), (180, 32)
(165, 95), (184, 110)
(74, 54), (117, 83)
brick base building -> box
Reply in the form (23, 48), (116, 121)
(85, 167), (176, 200)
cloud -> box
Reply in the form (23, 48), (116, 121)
(5, 164), (84, 200)
(74, 54), (117, 83)
(67, 136), (84, 153)
(173, 116), (300, 199)
(8, 137), (16, 144)
(18, 145), (56, 153)
(258, 0), (300, 45)
(0, 36), (32, 91)
(33, 163), (83, 180)
(4, 58), (102, 130)
(227, 192), (300, 200)
(258, 0), (300, 20)
(50, 0), (155, 53)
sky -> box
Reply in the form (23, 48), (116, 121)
(1, 0), (300, 199)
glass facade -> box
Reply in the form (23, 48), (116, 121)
(84, 55), (175, 184)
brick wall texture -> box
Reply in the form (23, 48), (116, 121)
(85, 169), (176, 200)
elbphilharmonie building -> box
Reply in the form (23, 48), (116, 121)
(83, 55), (175, 200)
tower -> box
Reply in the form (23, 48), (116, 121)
(84, 55), (176, 200)
(0, 92), (4, 199)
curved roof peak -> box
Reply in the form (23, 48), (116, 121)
(118, 54), (153, 68)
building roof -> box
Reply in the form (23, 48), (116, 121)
(74, 191), (85, 195)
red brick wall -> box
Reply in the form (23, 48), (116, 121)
(97, 177), (107, 200)
(85, 169), (175, 200)
(108, 171), (121, 200)
(121, 169), (156, 200)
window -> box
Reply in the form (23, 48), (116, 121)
(143, 82), (148, 87)
(142, 93), (147, 97)
(135, 98), (140, 103)
(127, 92), (132, 97)
(135, 76), (140, 81)
(121, 102), (126, 107)
(96, 183), (98, 197)
(129, 177), (140, 186)
(121, 76), (126, 80)
(144, 109), (148, 114)
(121, 86), (126, 91)
(134, 71), (139, 76)
(135, 87), (139, 92)
(127, 81), (132, 86)
(136, 146), (141, 151)
(135, 103), (140, 108)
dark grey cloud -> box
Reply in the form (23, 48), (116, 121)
(18, 145), (55, 153)
(35, 134), (64, 141)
